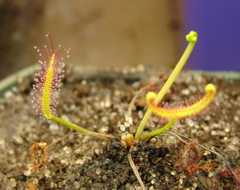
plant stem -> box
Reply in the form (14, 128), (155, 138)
(51, 115), (114, 141)
(134, 31), (197, 139)
(141, 119), (176, 142)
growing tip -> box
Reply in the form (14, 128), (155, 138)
(186, 31), (198, 43)
(205, 83), (216, 93)
(146, 83), (216, 119)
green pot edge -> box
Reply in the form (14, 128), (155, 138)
(0, 64), (38, 97)
(0, 65), (239, 97)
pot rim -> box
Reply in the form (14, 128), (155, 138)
(0, 65), (239, 97)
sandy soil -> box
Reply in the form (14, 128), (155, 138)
(0, 66), (239, 189)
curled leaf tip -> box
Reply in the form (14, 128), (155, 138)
(146, 83), (216, 119)
(205, 83), (215, 93)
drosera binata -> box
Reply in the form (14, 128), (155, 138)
(30, 31), (217, 188)
(32, 31), (214, 145)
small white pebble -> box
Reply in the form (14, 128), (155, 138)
(8, 149), (14, 155)
(61, 159), (68, 165)
(96, 168), (101, 175)
(225, 127), (230, 133)
(95, 149), (100, 155)
(211, 131), (217, 136)
(76, 159), (85, 165)
(81, 80), (87, 85)
(120, 125), (125, 131)
(63, 146), (71, 154)
(149, 186), (155, 190)
(151, 179), (156, 184)
(44, 169), (51, 178)
(23, 169), (31, 176)
(4, 91), (14, 98)
(181, 89), (190, 95)
(124, 121), (130, 127)
(138, 111), (143, 118)
(50, 123), (59, 131)
(61, 115), (69, 122)
(13, 135), (23, 144)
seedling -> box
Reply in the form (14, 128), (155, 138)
(130, 31), (216, 144)
(31, 33), (113, 141)
(31, 31), (216, 145)
(134, 31), (200, 140)
(31, 32), (216, 186)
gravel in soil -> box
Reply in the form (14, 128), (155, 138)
(0, 66), (239, 189)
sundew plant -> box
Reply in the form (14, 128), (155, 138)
(31, 33), (113, 141)
(31, 31), (216, 147)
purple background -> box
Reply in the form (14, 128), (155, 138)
(184, 1), (240, 71)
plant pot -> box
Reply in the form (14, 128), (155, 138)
(0, 65), (239, 189)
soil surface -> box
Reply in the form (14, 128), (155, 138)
(0, 66), (240, 190)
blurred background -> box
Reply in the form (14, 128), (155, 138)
(0, 0), (239, 79)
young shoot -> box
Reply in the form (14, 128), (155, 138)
(130, 31), (216, 144)
(134, 31), (199, 140)
(31, 31), (217, 187)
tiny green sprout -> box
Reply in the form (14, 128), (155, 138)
(32, 33), (113, 141)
